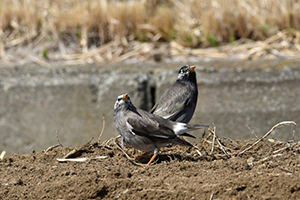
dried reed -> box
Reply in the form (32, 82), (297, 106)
(1, 0), (300, 64)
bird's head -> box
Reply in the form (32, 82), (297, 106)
(114, 93), (133, 110)
(177, 65), (196, 81)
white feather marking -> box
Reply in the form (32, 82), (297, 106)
(173, 123), (187, 135)
(126, 121), (135, 135)
(163, 114), (173, 119)
(153, 107), (174, 119)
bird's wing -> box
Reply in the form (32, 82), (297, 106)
(126, 109), (177, 140)
(150, 84), (191, 119)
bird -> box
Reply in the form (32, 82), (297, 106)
(150, 65), (198, 124)
(113, 93), (208, 166)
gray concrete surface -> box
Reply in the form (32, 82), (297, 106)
(1, 59), (299, 155)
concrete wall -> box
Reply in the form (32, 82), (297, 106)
(1, 60), (299, 154)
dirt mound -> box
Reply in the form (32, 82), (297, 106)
(1, 133), (300, 200)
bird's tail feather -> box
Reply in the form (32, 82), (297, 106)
(180, 132), (196, 139)
(173, 123), (209, 135)
(187, 124), (209, 130)
(178, 124), (209, 138)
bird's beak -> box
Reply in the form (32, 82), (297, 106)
(123, 93), (128, 100)
(189, 65), (195, 71)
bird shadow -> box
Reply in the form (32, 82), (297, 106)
(135, 152), (206, 165)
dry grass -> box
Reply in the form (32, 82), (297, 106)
(1, 0), (300, 64)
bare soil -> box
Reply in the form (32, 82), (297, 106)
(1, 137), (300, 200)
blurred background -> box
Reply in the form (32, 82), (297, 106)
(0, 0), (299, 155)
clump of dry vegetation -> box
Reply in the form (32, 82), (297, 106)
(1, 0), (300, 65)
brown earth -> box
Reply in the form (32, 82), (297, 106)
(1, 136), (300, 200)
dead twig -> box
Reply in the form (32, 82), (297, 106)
(44, 144), (60, 153)
(113, 136), (145, 167)
(62, 137), (94, 159)
(55, 130), (63, 147)
(195, 149), (202, 156)
(210, 127), (216, 154)
(85, 137), (94, 145)
(279, 167), (293, 173)
(43, 131), (63, 153)
(238, 121), (297, 156)
(114, 136), (133, 160)
(216, 139), (229, 155)
(272, 142), (299, 154)
(208, 127), (229, 156)
(202, 132), (212, 144)
(143, 188), (176, 193)
(27, 54), (52, 68)
(254, 153), (283, 165)
(57, 156), (108, 163)
(0, 151), (6, 160)
(246, 124), (259, 139)
(256, 142), (282, 155)
(292, 128), (296, 143)
(63, 149), (78, 159)
(98, 114), (106, 142)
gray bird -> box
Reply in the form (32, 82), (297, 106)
(114, 93), (208, 166)
(150, 65), (198, 124)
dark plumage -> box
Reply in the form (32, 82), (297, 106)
(114, 93), (208, 166)
(150, 65), (198, 124)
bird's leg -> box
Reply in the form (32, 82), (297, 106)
(146, 153), (158, 166)
(146, 148), (160, 166)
